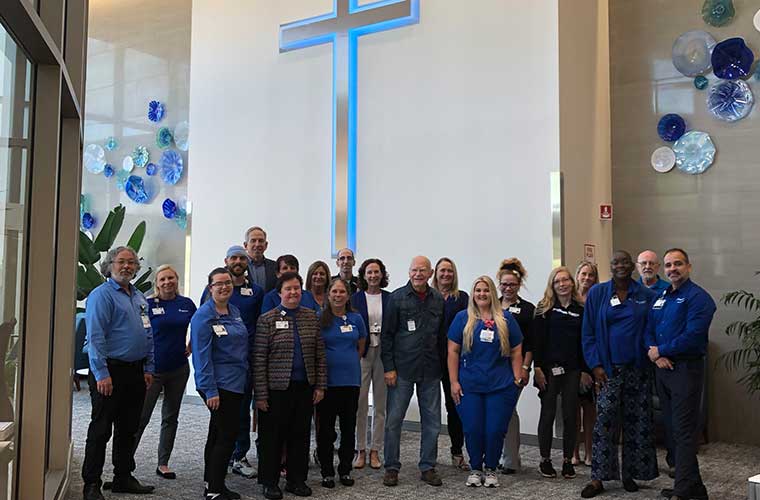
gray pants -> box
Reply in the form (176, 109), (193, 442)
(133, 362), (189, 466)
(501, 389), (522, 469)
(356, 345), (386, 451)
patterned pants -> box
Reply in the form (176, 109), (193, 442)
(591, 365), (659, 482)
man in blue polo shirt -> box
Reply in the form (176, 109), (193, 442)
(82, 246), (155, 500)
(636, 249), (670, 293)
(646, 248), (716, 500)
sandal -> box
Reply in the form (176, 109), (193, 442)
(452, 454), (470, 471)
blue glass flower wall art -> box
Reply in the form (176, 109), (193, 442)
(657, 114), (686, 142)
(711, 37), (754, 80)
(707, 80), (754, 122)
(673, 131), (716, 174)
(162, 198), (178, 219)
(694, 76), (709, 89)
(81, 212), (96, 230)
(84, 144), (106, 174)
(173, 121), (189, 151)
(146, 163), (158, 176)
(125, 175), (153, 204)
(105, 136), (119, 151)
(148, 100), (165, 122)
(103, 164), (114, 178)
(702, 0), (735, 27)
(132, 146), (150, 168)
(672, 31), (716, 77)
(156, 127), (173, 149)
(160, 150), (184, 185)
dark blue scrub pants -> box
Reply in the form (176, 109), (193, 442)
(656, 359), (707, 498)
(456, 384), (520, 471)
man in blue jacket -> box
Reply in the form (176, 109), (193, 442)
(646, 248), (716, 500)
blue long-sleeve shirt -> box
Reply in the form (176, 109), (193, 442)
(200, 279), (263, 334)
(85, 278), (155, 381)
(191, 299), (249, 398)
(644, 279), (716, 359)
(639, 275), (670, 294)
(148, 295), (196, 373)
(261, 288), (320, 314)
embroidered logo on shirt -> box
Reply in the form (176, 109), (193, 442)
(552, 307), (580, 317)
(676, 298), (686, 303)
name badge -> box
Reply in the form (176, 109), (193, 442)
(152, 307), (165, 315)
(141, 314), (151, 328)
(240, 287), (253, 296)
(340, 325), (354, 333)
(276, 320), (289, 329)
(370, 324), (381, 334)
(653, 298), (666, 309)
(479, 328), (495, 343)
(212, 324), (227, 336)
(610, 297), (621, 307)
(407, 320), (416, 332)
(508, 306), (521, 314)
(551, 366), (565, 376)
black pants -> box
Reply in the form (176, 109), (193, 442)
(441, 371), (465, 455)
(537, 369), (580, 459)
(656, 359), (706, 498)
(82, 360), (146, 485)
(200, 389), (243, 493)
(257, 381), (313, 487)
(316, 386), (359, 478)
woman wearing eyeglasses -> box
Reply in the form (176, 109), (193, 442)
(496, 258), (535, 475)
(191, 267), (251, 500)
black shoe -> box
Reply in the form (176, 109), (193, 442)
(661, 488), (674, 498)
(284, 482), (312, 497)
(83, 483), (105, 500)
(111, 475), (155, 494)
(156, 467), (176, 480)
(561, 461), (576, 479)
(263, 485), (283, 500)
(223, 485), (241, 499)
(339, 475), (354, 486)
(321, 477), (335, 488)
(205, 493), (231, 500)
(623, 478), (639, 492)
(501, 467), (516, 475)
(539, 460), (557, 478)
(581, 482), (605, 498)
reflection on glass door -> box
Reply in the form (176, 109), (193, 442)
(0, 23), (34, 498)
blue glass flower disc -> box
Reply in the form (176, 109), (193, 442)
(160, 150), (184, 185)
(105, 136), (119, 151)
(702, 0), (734, 27)
(81, 212), (96, 230)
(174, 208), (188, 229)
(162, 198), (177, 219)
(125, 175), (152, 204)
(156, 127), (173, 149)
(84, 144), (106, 174)
(672, 30), (716, 77)
(673, 131), (716, 175)
(694, 76), (709, 89)
(148, 100), (165, 122)
(115, 170), (130, 191)
(145, 162), (158, 176)
(103, 164), (114, 178)
(173, 121), (189, 151)
(657, 114), (686, 142)
(711, 37), (754, 80)
(132, 146), (150, 168)
(707, 80), (754, 122)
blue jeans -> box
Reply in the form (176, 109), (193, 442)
(383, 375), (441, 472)
(231, 380), (253, 461)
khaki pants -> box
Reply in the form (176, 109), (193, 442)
(355, 345), (386, 451)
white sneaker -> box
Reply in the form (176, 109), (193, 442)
(231, 457), (257, 478)
(484, 468), (499, 488)
(465, 470), (483, 487)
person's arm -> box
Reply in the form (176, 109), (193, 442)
(260, 291), (277, 314)
(510, 343), (524, 384)
(314, 319), (327, 404)
(447, 340), (463, 404)
(85, 289), (112, 382)
(505, 312), (525, 385)
(355, 314), (367, 358)
(253, 314), (270, 409)
(532, 309), (547, 390)
(658, 292), (716, 358)
(143, 298), (155, 376)
(190, 312), (217, 399)
(581, 291), (601, 372)
(380, 295), (399, 378)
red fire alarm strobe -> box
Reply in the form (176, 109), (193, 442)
(600, 204), (613, 220)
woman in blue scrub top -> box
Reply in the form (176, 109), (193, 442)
(448, 276), (524, 489)
(191, 267), (250, 500)
(316, 278), (367, 488)
(133, 265), (196, 480)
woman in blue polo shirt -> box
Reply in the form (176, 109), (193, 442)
(133, 265), (196, 480)
(191, 267), (250, 500)
(316, 278), (367, 488)
(448, 276), (523, 489)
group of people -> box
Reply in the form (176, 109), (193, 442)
(80, 225), (716, 500)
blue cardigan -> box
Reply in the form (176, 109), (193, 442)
(351, 289), (391, 357)
(582, 279), (656, 375)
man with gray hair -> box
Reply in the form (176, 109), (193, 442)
(82, 246), (155, 500)
(636, 249), (669, 293)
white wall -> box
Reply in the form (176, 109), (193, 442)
(189, 0), (559, 430)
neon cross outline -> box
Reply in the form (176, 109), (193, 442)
(279, 0), (420, 256)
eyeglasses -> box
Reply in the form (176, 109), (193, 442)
(210, 280), (233, 288)
(499, 282), (520, 288)
(114, 259), (138, 266)
(637, 261), (657, 266)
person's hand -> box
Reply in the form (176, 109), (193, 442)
(592, 366), (608, 392)
(655, 357), (674, 370)
(534, 368), (547, 391)
(96, 376), (113, 396)
(384, 370), (397, 387)
(450, 380), (464, 405)
(313, 389), (324, 405)
(255, 400), (269, 412)
(520, 368), (530, 386)
(184, 343), (192, 357)
(648, 346), (660, 362)
(580, 372), (593, 390)
(144, 373), (154, 389)
(206, 396), (220, 410)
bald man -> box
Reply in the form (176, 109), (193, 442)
(381, 256), (446, 488)
(636, 250), (669, 293)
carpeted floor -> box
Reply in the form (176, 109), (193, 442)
(66, 382), (758, 499)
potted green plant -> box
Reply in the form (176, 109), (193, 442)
(719, 274), (760, 395)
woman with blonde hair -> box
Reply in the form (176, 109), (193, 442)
(575, 261), (599, 304)
(431, 257), (470, 470)
(305, 260), (331, 309)
(447, 276), (524, 488)
(133, 264), (196, 480)
(496, 258), (535, 474)
(533, 266), (586, 480)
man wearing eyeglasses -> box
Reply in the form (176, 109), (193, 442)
(333, 248), (360, 294)
(82, 246), (155, 500)
(636, 250), (669, 293)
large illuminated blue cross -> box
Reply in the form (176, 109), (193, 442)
(279, 0), (419, 255)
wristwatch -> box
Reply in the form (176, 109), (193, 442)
(521, 364), (531, 372)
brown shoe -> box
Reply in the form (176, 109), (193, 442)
(353, 450), (366, 469)
(383, 470), (399, 487)
(369, 450), (382, 469)
(420, 469), (442, 486)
